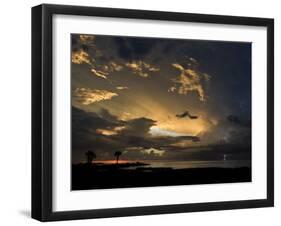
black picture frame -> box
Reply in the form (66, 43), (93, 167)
(32, 4), (274, 222)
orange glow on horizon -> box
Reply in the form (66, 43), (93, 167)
(94, 160), (130, 164)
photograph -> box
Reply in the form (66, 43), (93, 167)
(71, 34), (252, 190)
(31, 3), (274, 221)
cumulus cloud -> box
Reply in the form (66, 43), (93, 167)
(170, 63), (209, 101)
(168, 86), (176, 93)
(72, 34), (110, 80)
(73, 46), (160, 80)
(72, 34), (123, 80)
(71, 48), (112, 80)
(125, 60), (160, 78)
(141, 148), (165, 157)
(74, 88), (118, 105)
(79, 34), (95, 44)
(72, 35), (160, 80)
(109, 61), (123, 71)
(90, 61), (123, 79)
(116, 86), (128, 90)
(71, 36), (211, 111)
(72, 49), (92, 65)
(99, 62), (123, 73)
(90, 68), (108, 79)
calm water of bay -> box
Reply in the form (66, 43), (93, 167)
(139, 160), (251, 169)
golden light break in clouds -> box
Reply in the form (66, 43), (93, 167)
(74, 88), (118, 105)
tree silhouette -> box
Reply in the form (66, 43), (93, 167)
(114, 151), (122, 165)
(85, 150), (96, 164)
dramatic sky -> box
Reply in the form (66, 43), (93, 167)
(71, 34), (252, 164)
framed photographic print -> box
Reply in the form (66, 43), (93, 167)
(32, 4), (274, 221)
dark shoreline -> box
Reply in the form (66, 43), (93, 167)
(72, 163), (251, 190)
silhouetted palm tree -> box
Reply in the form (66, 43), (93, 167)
(85, 150), (96, 164)
(114, 151), (122, 165)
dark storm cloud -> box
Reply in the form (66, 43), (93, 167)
(72, 107), (251, 163)
(98, 108), (120, 122)
(72, 106), (199, 162)
(72, 106), (125, 160)
(175, 110), (198, 119)
(72, 106), (121, 131)
(200, 114), (251, 147)
(227, 115), (251, 128)
(120, 117), (156, 137)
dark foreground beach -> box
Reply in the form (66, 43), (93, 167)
(72, 162), (251, 190)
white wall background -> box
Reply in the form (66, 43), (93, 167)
(0, 0), (279, 225)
